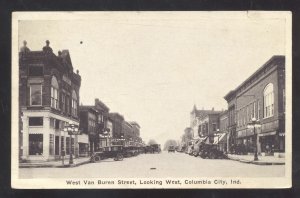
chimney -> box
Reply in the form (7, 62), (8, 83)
(76, 69), (79, 74)
(212, 107), (214, 111)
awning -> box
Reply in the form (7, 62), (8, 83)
(258, 131), (277, 137)
(213, 133), (227, 144)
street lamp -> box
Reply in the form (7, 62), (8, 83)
(63, 123), (80, 165)
(247, 117), (261, 161)
(120, 135), (124, 146)
(215, 129), (220, 150)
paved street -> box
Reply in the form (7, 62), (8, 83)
(19, 152), (284, 179)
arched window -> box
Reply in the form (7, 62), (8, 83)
(71, 90), (78, 117)
(51, 76), (59, 109)
(263, 83), (274, 118)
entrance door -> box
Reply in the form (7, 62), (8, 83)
(55, 136), (59, 155)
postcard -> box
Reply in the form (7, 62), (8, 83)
(11, 11), (292, 189)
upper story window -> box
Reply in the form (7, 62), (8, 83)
(51, 76), (59, 109)
(61, 93), (66, 113)
(65, 95), (70, 115)
(264, 83), (274, 118)
(30, 84), (42, 106)
(28, 65), (43, 76)
(71, 90), (78, 117)
(257, 100), (261, 120)
(29, 117), (43, 126)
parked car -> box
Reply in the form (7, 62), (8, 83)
(168, 145), (175, 153)
(187, 145), (194, 155)
(198, 144), (228, 159)
(90, 145), (125, 162)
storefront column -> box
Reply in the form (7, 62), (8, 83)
(21, 116), (29, 160)
(75, 135), (79, 158)
(257, 136), (261, 154)
(43, 116), (50, 160)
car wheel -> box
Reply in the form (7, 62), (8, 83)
(116, 154), (124, 161)
(94, 156), (101, 162)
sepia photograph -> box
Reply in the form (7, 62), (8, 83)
(11, 11), (292, 189)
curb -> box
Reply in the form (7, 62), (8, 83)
(227, 157), (285, 165)
(19, 160), (91, 168)
(56, 160), (90, 168)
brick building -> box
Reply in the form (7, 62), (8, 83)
(224, 56), (285, 154)
(218, 110), (229, 152)
(94, 99), (110, 148)
(197, 110), (223, 143)
(79, 106), (98, 155)
(108, 113), (124, 145)
(79, 98), (110, 151)
(122, 121), (134, 146)
(129, 121), (141, 144)
(19, 40), (86, 162)
(190, 105), (222, 138)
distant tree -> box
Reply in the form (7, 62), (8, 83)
(148, 139), (157, 145)
(163, 139), (177, 150)
(181, 127), (193, 146)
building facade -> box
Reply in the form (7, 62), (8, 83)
(198, 112), (222, 143)
(19, 41), (87, 162)
(94, 99), (110, 148)
(128, 121), (141, 146)
(224, 56), (285, 154)
(108, 113), (124, 145)
(79, 106), (98, 155)
(190, 105), (222, 139)
(122, 121), (134, 146)
(224, 91), (237, 153)
(219, 110), (229, 152)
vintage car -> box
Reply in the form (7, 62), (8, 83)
(168, 145), (176, 153)
(90, 145), (125, 162)
(124, 146), (140, 157)
(144, 144), (161, 153)
(198, 143), (228, 159)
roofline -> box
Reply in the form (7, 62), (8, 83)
(224, 55), (284, 101)
(79, 105), (98, 113)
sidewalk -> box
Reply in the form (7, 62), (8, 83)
(19, 156), (91, 168)
(227, 154), (285, 165)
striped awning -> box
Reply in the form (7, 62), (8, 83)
(258, 131), (277, 137)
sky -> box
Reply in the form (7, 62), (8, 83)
(18, 12), (287, 145)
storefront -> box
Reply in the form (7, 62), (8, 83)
(258, 131), (279, 153)
(21, 110), (81, 162)
(78, 133), (89, 157)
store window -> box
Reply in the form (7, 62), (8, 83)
(29, 117), (43, 126)
(51, 76), (59, 109)
(264, 83), (274, 118)
(30, 84), (42, 106)
(29, 134), (43, 155)
(61, 138), (65, 154)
